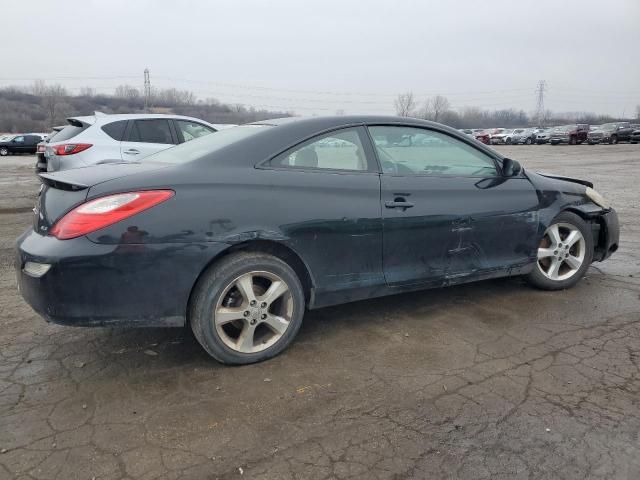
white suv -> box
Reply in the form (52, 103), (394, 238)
(45, 113), (232, 171)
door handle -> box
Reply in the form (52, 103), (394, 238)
(123, 149), (140, 155)
(385, 200), (414, 209)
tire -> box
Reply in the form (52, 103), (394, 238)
(0, 147), (8, 156)
(610, 135), (618, 145)
(569, 136), (577, 145)
(588, 141), (595, 145)
(506, 137), (512, 144)
(189, 251), (305, 364)
(525, 211), (593, 291)
(525, 138), (532, 145)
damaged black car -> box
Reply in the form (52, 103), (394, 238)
(16, 116), (619, 364)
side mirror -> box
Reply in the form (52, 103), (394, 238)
(502, 157), (521, 177)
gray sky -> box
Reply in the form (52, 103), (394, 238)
(2, 0), (639, 116)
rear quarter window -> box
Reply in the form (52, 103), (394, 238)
(101, 120), (128, 141)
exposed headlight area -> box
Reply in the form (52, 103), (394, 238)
(585, 187), (611, 209)
(23, 261), (51, 278)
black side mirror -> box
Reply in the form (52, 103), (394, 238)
(502, 157), (521, 177)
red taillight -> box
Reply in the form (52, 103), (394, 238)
(37, 144), (45, 153)
(50, 190), (174, 240)
(52, 143), (93, 156)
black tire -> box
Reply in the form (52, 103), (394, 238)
(525, 138), (532, 145)
(569, 136), (577, 145)
(610, 135), (618, 145)
(189, 251), (305, 364)
(525, 211), (593, 291)
(588, 141), (595, 145)
(506, 137), (512, 144)
(0, 147), (8, 156)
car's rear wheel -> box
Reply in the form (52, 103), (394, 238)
(506, 137), (512, 144)
(525, 138), (532, 145)
(569, 136), (577, 145)
(610, 135), (618, 144)
(190, 252), (305, 364)
(526, 211), (593, 290)
(0, 147), (8, 156)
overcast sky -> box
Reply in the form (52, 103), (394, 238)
(2, 0), (638, 116)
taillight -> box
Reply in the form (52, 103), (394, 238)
(52, 143), (93, 156)
(50, 190), (174, 240)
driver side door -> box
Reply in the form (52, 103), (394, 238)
(369, 125), (540, 286)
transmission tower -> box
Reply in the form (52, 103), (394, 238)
(535, 80), (546, 127)
(144, 68), (151, 112)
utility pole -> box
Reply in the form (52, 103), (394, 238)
(144, 68), (151, 112)
(535, 80), (546, 127)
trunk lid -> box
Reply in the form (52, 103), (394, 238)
(34, 162), (169, 235)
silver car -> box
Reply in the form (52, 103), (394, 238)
(45, 113), (232, 171)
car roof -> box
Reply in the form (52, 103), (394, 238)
(67, 113), (222, 127)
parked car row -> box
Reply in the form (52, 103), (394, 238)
(0, 133), (48, 156)
(459, 122), (640, 146)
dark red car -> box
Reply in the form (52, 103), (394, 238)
(472, 129), (490, 144)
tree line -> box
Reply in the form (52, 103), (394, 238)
(0, 81), (291, 133)
(394, 91), (640, 129)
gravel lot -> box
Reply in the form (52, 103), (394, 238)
(1, 145), (639, 480)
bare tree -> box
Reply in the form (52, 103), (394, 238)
(423, 95), (450, 123)
(114, 84), (141, 100)
(394, 92), (416, 117)
(41, 84), (68, 126)
(31, 80), (48, 97)
(636, 104), (640, 120)
(79, 86), (95, 97)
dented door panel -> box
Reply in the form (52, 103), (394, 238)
(381, 175), (539, 286)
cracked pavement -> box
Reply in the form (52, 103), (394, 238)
(1, 145), (639, 479)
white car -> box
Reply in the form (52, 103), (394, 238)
(45, 113), (233, 171)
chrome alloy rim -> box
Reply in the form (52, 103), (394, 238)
(214, 271), (293, 353)
(536, 222), (586, 281)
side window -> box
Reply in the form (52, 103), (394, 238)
(13, 136), (24, 143)
(268, 128), (370, 171)
(175, 120), (215, 143)
(368, 126), (498, 177)
(129, 120), (174, 144)
(101, 120), (128, 141)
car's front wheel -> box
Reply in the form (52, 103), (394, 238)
(190, 252), (305, 364)
(610, 135), (618, 144)
(525, 138), (533, 145)
(526, 211), (593, 290)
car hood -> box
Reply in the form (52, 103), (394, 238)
(535, 172), (593, 188)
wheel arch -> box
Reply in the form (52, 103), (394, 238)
(186, 239), (315, 325)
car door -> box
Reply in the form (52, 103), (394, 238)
(258, 126), (383, 302)
(10, 136), (26, 153)
(120, 119), (177, 160)
(25, 135), (40, 154)
(367, 125), (540, 286)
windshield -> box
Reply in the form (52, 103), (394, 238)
(147, 125), (271, 164)
(600, 123), (617, 131)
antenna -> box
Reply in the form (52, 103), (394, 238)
(144, 68), (151, 112)
(535, 80), (546, 127)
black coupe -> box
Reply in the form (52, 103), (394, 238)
(16, 116), (619, 364)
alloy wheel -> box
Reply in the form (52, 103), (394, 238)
(0, 148), (8, 156)
(536, 223), (586, 281)
(213, 271), (293, 353)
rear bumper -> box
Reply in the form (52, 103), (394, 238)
(16, 229), (230, 327)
